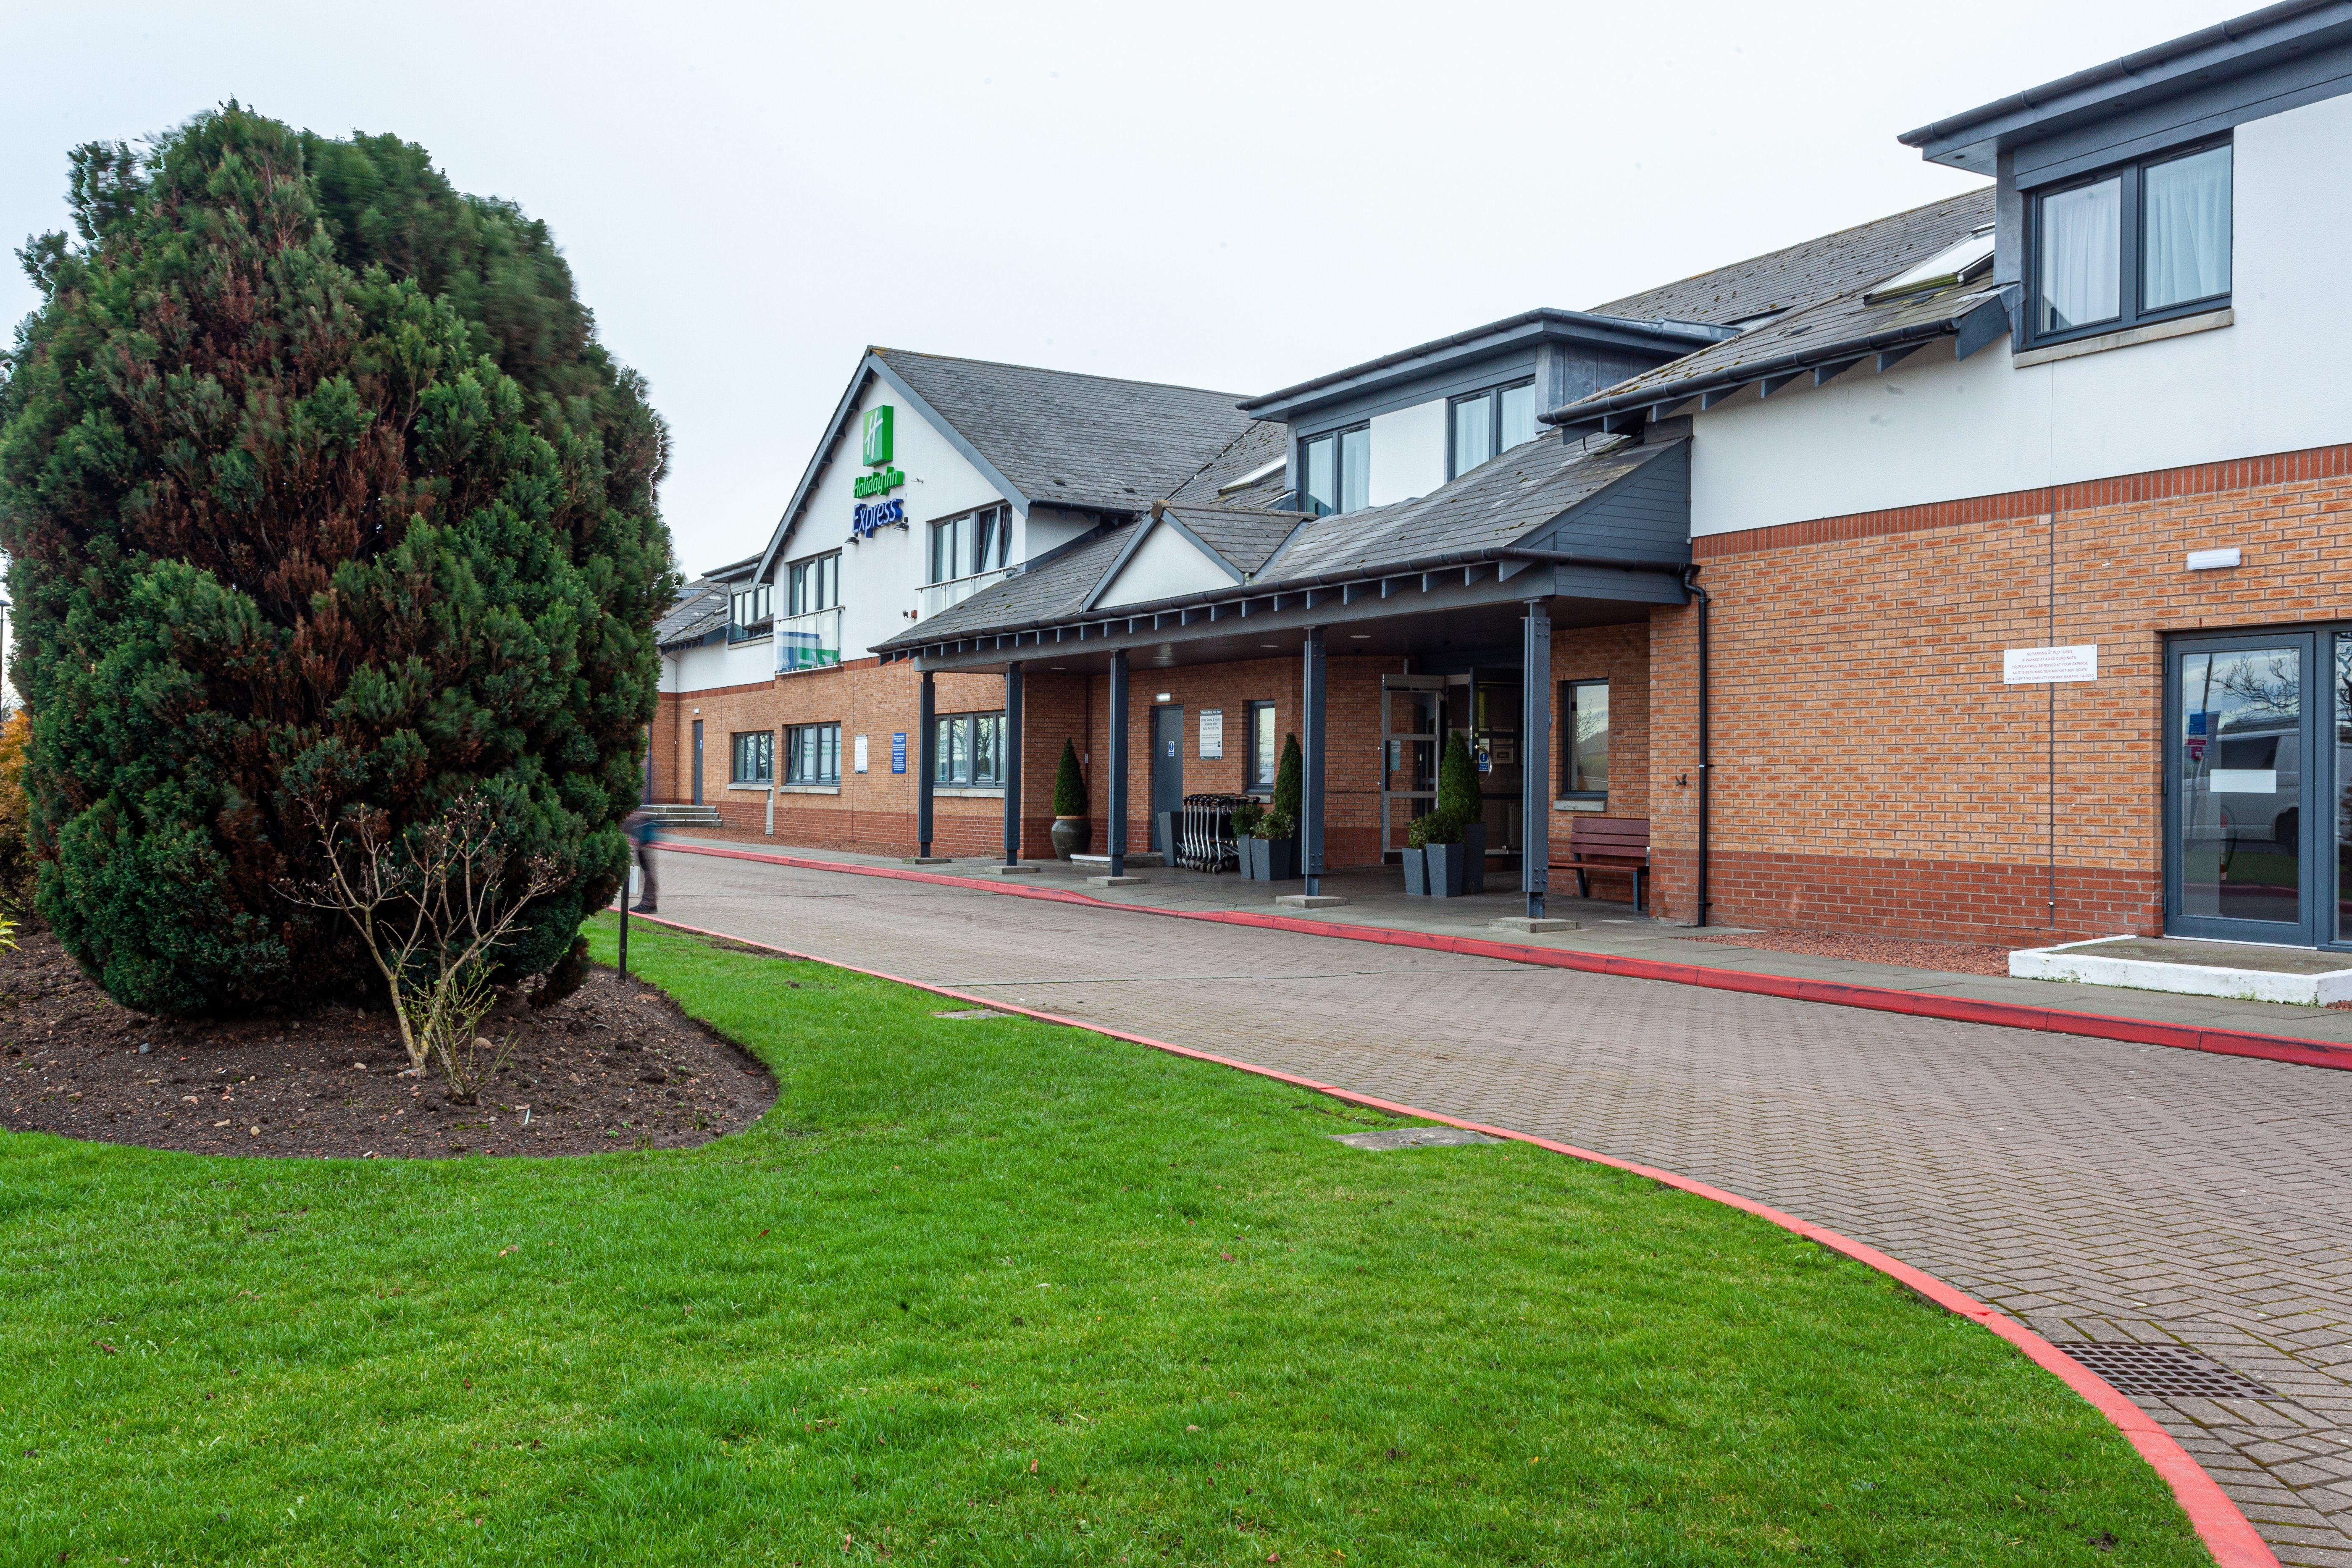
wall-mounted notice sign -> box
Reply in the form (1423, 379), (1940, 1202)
(2002, 644), (2100, 684)
(853, 734), (870, 774)
(1198, 708), (1223, 759)
(891, 732), (907, 774)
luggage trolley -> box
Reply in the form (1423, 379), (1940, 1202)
(1177, 793), (1249, 872)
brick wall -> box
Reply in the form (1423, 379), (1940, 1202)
(1645, 440), (2352, 944)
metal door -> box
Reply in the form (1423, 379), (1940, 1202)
(1380, 675), (1445, 854)
(691, 720), (704, 806)
(2166, 630), (2318, 943)
(1150, 705), (1184, 853)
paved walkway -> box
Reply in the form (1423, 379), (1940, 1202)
(652, 847), (2352, 1565)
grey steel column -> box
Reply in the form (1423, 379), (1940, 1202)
(917, 670), (937, 858)
(1107, 649), (1129, 877)
(1002, 661), (1023, 868)
(1521, 599), (1552, 920)
(1302, 625), (1327, 896)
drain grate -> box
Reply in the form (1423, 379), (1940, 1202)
(2052, 1342), (2276, 1401)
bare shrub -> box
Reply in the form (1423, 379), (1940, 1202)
(283, 795), (564, 1103)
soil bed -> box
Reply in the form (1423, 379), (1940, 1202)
(0, 930), (773, 1158)
(1685, 927), (2016, 977)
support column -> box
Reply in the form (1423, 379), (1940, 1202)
(1106, 649), (1130, 877)
(1302, 625), (1327, 897)
(917, 670), (938, 859)
(1520, 599), (1552, 920)
(1001, 661), (1023, 868)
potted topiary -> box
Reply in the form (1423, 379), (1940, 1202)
(1410, 808), (1468, 896)
(1267, 734), (1303, 880)
(1230, 800), (1265, 880)
(1050, 739), (1090, 860)
(1437, 730), (1485, 894)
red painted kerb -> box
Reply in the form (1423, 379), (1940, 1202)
(623, 895), (2279, 1568)
(659, 838), (2352, 1073)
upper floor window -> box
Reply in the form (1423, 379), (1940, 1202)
(1448, 381), (1539, 478)
(787, 552), (839, 615)
(1299, 424), (1369, 517)
(929, 504), (1011, 584)
(2033, 139), (2230, 344)
(728, 581), (772, 642)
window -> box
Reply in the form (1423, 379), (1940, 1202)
(2031, 139), (2230, 344)
(1298, 425), (1371, 516)
(786, 552), (839, 615)
(1246, 701), (1278, 792)
(933, 711), (1005, 786)
(729, 581), (772, 631)
(731, 730), (774, 785)
(785, 722), (840, 785)
(1561, 680), (1608, 797)
(1447, 380), (1540, 478)
(929, 504), (1012, 584)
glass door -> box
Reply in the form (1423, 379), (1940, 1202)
(2167, 632), (2317, 943)
(1379, 676), (1444, 856)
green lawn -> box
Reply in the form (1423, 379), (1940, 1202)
(0, 918), (2208, 1565)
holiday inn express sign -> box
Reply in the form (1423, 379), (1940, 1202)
(849, 403), (907, 536)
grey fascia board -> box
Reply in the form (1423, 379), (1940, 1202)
(1236, 310), (1729, 422)
(1540, 296), (1997, 425)
(757, 352), (1036, 583)
(1898, 0), (2352, 172)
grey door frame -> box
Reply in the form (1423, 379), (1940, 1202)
(2163, 627), (2321, 946)
(691, 720), (705, 807)
(1149, 704), (1184, 854)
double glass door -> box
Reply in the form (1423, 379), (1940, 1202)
(2165, 630), (2339, 945)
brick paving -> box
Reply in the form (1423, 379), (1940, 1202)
(654, 848), (2352, 1564)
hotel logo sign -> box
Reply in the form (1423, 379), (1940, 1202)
(861, 406), (893, 466)
(852, 403), (906, 502)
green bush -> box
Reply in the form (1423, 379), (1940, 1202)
(1229, 801), (1264, 839)
(1272, 733), (1302, 830)
(1406, 809), (1461, 849)
(0, 710), (33, 913)
(1052, 738), (1086, 817)
(1438, 730), (1482, 823)
(0, 108), (673, 1014)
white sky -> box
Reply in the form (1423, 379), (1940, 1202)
(3, 0), (2229, 574)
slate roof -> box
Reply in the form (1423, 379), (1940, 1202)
(1164, 419), (1292, 509)
(1162, 506), (1303, 576)
(872, 433), (1683, 652)
(1590, 189), (1994, 328)
(655, 575), (733, 649)
(874, 349), (1257, 514)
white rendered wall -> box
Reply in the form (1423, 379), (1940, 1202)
(662, 635), (774, 695)
(1688, 89), (2352, 535)
(1093, 520), (1232, 609)
(1369, 398), (1446, 506)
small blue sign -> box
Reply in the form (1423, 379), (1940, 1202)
(2187, 710), (2210, 736)
(851, 497), (906, 540)
(891, 732), (907, 774)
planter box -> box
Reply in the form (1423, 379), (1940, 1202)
(1423, 840), (1469, 897)
(1266, 836), (1299, 881)
(1401, 845), (1427, 896)
(1239, 837), (1265, 880)
(1461, 821), (1487, 895)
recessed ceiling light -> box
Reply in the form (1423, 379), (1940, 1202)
(1050, 666), (1067, 671)
(1261, 643), (1280, 649)
(1349, 633), (1372, 639)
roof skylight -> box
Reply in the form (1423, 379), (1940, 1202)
(1864, 225), (1995, 304)
(1217, 455), (1288, 495)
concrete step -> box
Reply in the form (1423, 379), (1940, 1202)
(642, 804), (722, 827)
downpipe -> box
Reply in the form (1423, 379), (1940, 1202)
(1682, 565), (1712, 930)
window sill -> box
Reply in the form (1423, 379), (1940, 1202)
(2013, 306), (2231, 368)
(765, 782), (841, 794)
(934, 785), (1005, 798)
(1554, 796), (1609, 812)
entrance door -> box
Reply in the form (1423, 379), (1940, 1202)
(1471, 671), (1524, 857)
(1380, 676), (1445, 854)
(1150, 705), (1184, 853)
(691, 720), (705, 806)
(2167, 632), (2317, 943)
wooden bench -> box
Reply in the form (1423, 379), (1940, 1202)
(1552, 815), (1650, 911)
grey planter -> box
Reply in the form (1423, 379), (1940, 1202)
(1401, 845), (1428, 896)
(1239, 836), (1265, 880)
(1424, 840), (1469, 897)
(1266, 836), (1299, 881)
(1050, 816), (1090, 861)
(1461, 820), (1487, 895)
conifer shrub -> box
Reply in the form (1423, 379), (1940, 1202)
(1052, 738), (1086, 817)
(1437, 730), (1482, 830)
(0, 710), (32, 912)
(1272, 734), (1302, 832)
(0, 108), (673, 1014)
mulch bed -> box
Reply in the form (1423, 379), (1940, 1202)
(1684, 927), (2018, 977)
(0, 930), (775, 1159)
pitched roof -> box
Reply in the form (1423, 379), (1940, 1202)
(872, 348), (1258, 515)
(1589, 189), (1995, 328)
(655, 576), (733, 649)
(1162, 505), (1301, 577)
(1164, 419), (1292, 508)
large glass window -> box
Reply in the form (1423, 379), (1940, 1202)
(933, 712), (1005, 786)
(786, 552), (839, 615)
(2033, 139), (2230, 343)
(729, 581), (772, 630)
(731, 730), (774, 785)
(1339, 425), (1371, 513)
(1448, 379), (1541, 478)
(1299, 425), (1371, 516)
(785, 722), (840, 785)
(1561, 680), (1608, 797)
(1246, 700), (1278, 792)
(928, 505), (1011, 584)
(1302, 436), (1337, 517)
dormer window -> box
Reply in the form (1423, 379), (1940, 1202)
(2031, 139), (2230, 345)
(1299, 425), (1369, 516)
(729, 582), (772, 631)
(1447, 380), (1540, 479)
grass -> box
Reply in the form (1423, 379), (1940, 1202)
(0, 917), (2210, 1566)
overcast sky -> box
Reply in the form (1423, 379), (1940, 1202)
(3, 0), (2230, 573)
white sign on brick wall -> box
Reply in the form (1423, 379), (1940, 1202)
(2002, 644), (2100, 684)
(1198, 708), (1223, 759)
